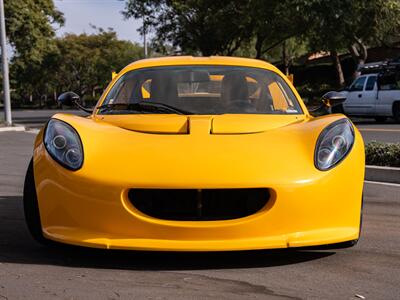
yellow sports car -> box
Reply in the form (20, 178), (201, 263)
(23, 56), (364, 251)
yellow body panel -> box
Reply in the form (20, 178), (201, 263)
(32, 56), (365, 251)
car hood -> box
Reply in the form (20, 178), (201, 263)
(93, 114), (306, 134)
(36, 113), (364, 188)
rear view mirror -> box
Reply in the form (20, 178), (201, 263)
(309, 91), (347, 117)
(321, 91), (347, 108)
(57, 91), (93, 113)
(176, 70), (210, 83)
(58, 91), (80, 107)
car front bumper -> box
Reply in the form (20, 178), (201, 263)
(33, 142), (364, 251)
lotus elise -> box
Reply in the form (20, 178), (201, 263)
(23, 56), (364, 251)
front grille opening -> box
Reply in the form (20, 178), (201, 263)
(128, 188), (269, 221)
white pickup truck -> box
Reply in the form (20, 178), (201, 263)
(336, 73), (400, 123)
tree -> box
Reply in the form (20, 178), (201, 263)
(123, 0), (255, 55)
(53, 29), (143, 98)
(248, 0), (309, 60)
(301, 0), (400, 86)
(4, 0), (64, 64)
(124, 0), (400, 89)
(122, 0), (311, 73)
(15, 29), (144, 106)
(3, 0), (64, 104)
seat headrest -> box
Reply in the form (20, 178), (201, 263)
(150, 74), (178, 104)
(221, 73), (249, 104)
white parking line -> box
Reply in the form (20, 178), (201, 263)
(25, 129), (40, 134)
(364, 180), (400, 187)
(358, 128), (400, 132)
(0, 126), (25, 132)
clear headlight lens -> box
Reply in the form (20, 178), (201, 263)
(315, 119), (354, 171)
(44, 119), (83, 170)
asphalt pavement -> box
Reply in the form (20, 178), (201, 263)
(0, 131), (399, 299)
(7, 109), (400, 143)
(354, 119), (400, 143)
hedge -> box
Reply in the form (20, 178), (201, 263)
(365, 142), (400, 167)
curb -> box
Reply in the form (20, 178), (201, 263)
(0, 125), (25, 132)
(365, 165), (400, 184)
(25, 128), (40, 134)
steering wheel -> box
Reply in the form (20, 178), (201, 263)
(225, 99), (257, 113)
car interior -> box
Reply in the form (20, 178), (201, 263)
(102, 67), (301, 115)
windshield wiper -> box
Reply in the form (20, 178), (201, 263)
(138, 101), (194, 115)
(97, 101), (193, 115)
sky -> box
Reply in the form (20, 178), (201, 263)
(54, 0), (143, 43)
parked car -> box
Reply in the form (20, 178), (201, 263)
(23, 56), (364, 251)
(335, 72), (400, 123)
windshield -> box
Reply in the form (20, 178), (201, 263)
(99, 66), (303, 115)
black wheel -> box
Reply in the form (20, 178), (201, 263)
(374, 116), (387, 123)
(23, 159), (51, 245)
(393, 102), (400, 123)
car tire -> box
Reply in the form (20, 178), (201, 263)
(23, 158), (51, 246)
(393, 102), (400, 123)
(374, 116), (387, 123)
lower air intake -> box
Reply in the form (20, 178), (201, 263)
(128, 188), (269, 221)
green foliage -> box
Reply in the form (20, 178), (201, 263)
(365, 142), (400, 167)
(12, 29), (143, 107)
(123, 0), (255, 55)
(300, 0), (400, 52)
(3, 1), (144, 107)
(4, 0), (64, 64)
(250, 0), (309, 59)
(53, 29), (143, 94)
(122, 0), (307, 58)
(3, 0), (64, 106)
(123, 0), (400, 86)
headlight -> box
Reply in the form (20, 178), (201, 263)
(44, 119), (83, 170)
(315, 119), (354, 171)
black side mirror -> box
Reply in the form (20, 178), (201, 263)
(57, 92), (93, 113)
(309, 91), (347, 116)
(321, 91), (347, 108)
(58, 92), (80, 107)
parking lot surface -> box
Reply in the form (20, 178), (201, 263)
(0, 131), (399, 299)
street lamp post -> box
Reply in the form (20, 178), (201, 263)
(0, 0), (11, 126)
(143, 17), (148, 58)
